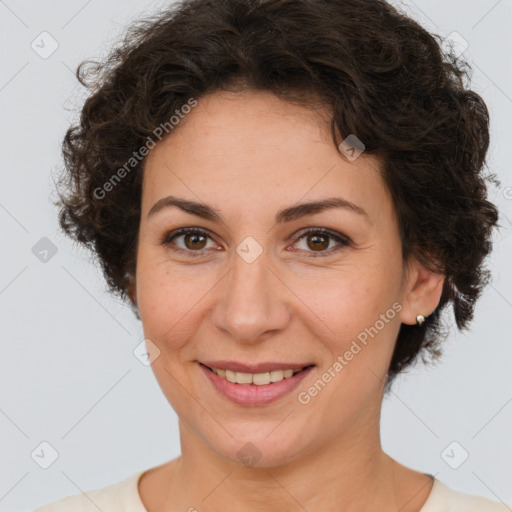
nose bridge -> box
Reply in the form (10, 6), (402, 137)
(212, 243), (290, 342)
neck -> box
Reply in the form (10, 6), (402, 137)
(159, 405), (417, 512)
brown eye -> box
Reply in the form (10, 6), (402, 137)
(161, 228), (216, 257)
(293, 228), (351, 258)
(306, 233), (330, 251)
(161, 227), (350, 259)
(183, 232), (208, 250)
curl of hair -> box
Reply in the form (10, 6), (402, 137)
(56, 0), (500, 389)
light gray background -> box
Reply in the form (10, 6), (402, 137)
(0, 1), (511, 510)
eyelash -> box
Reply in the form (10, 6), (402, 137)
(160, 227), (351, 259)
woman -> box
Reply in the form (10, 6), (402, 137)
(34, 0), (506, 510)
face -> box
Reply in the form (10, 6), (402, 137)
(132, 89), (440, 468)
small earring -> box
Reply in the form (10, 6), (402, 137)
(416, 314), (425, 327)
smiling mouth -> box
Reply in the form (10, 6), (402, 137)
(200, 363), (315, 386)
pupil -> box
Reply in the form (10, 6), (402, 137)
(186, 234), (206, 250)
(309, 234), (328, 251)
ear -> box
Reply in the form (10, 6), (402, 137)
(125, 272), (137, 307)
(399, 258), (445, 325)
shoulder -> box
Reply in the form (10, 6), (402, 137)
(31, 471), (147, 512)
(422, 478), (509, 511)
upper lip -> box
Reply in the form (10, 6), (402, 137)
(199, 360), (314, 374)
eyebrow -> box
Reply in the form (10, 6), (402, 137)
(147, 195), (369, 224)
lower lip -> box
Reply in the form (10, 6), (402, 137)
(199, 363), (315, 406)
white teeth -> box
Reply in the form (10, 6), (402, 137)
(211, 367), (304, 385)
(253, 372), (271, 385)
(225, 370), (237, 383)
(236, 372), (253, 385)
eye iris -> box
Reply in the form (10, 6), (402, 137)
(307, 234), (329, 251)
(185, 233), (207, 250)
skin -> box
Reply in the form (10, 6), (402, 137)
(129, 89), (445, 512)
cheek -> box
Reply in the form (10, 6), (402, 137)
(293, 263), (400, 336)
(299, 275), (401, 422)
(136, 259), (217, 351)
(136, 237), (403, 359)
(294, 262), (402, 384)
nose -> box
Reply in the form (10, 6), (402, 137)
(211, 247), (291, 344)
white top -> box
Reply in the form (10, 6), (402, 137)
(32, 471), (507, 511)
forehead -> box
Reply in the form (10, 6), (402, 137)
(141, 90), (393, 225)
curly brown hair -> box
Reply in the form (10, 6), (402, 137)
(56, 0), (500, 389)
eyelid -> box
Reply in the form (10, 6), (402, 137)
(290, 227), (351, 258)
(160, 227), (219, 256)
(292, 227), (351, 245)
(160, 226), (352, 257)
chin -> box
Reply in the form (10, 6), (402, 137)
(204, 427), (310, 469)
